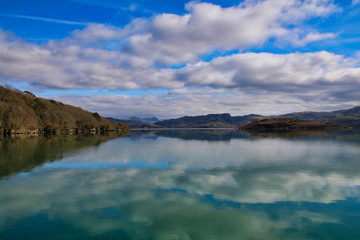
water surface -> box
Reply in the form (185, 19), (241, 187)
(1, 130), (360, 239)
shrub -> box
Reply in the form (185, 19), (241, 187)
(92, 112), (101, 121)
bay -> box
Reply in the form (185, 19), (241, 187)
(1, 129), (360, 240)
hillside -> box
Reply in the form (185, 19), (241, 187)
(0, 86), (130, 135)
(155, 113), (263, 128)
(275, 106), (360, 128)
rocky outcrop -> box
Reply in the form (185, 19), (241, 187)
(240, 118), (344, 131)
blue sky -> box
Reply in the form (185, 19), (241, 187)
(0, 0), (359, 118)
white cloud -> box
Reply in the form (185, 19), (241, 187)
(1, 27), (358, 93)
(283, 31), (337, 46)
(0, 30), (180, 90)
(123, 0), (339, 66)
(0, 0), (342, 89)
(179, 51), (360, 90)
(0, 0), (355, 117)
(1, 26), (359, 117)
(353, 0), (360, 6)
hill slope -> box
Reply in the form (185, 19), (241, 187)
(155, 113), (263, 128)
(276, 106), (360, 128)
(0, 86), (130, 135)
(240, 118), (342, 131)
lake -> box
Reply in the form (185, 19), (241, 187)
(1, 129), (360, 240)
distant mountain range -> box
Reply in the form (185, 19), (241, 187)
(130, 116), (159, 123)
(110, 106), (360, 129)
(155, 113), (262, 128)
(107, 116), (161, 129)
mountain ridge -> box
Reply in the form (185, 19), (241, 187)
(110, 106), (360, 129)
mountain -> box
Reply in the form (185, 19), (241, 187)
(129, 116), (159, 123)
(107, 117), (162, 129)
(275, 106), (360, 128)
(240, 118), (342, 131)
(154, 113), (263, 128)
(108, 116), (159, 124)
(0, 86), (130, 135)
(140, 107), (360, 129)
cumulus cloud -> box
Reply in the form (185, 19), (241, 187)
(0, 29), (180, 90)
(0, 0), (355, 117)
(1, 26), (359, 93)
(1, 23), (359, 117)
(123, 0), (339, 66)
(180, 51), (360, 90)
(0, 0), (341, 82)
(282, 31), (337, 46)
(353, 0), (360, 6)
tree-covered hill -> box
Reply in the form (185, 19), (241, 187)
(0, 86), (130, 135)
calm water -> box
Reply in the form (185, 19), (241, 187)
(1, 129), (360, 240)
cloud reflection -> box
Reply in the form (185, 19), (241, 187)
(1, 130), (360, 239)
(0, 168), (347, 239)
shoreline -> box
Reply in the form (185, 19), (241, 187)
(1, 128), (130, 137)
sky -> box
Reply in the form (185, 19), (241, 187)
(0, 0), (360, 119)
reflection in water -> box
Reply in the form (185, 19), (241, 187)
(0, 132), (128, 179)
(135, 128), (249, 141)
(131, 128), (360, 143)
(0, 129), (360, 239)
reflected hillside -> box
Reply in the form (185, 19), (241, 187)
(130, 128), (360, 144)
(0, 133), (128, 179)
(155, 129), (249, 141)
(130, 129), (250, 141)
(241, 129), (335, 138)
(244, 129), (360, 145)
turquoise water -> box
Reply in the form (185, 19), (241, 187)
(1, 130), (360, 239)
